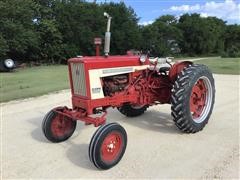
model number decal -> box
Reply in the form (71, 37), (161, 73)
(92, 87), (101, 94)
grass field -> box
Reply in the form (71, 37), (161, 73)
(0, 65), (69, 102)
(196, 57), (240, 75)
(0, 57), (239, 102)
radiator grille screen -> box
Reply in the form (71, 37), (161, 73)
(70, 63), (87, 96)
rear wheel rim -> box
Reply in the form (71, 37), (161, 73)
(190, 76), (213, 123)
(101, 131), (123, 162)
(51, 114), (74, 137)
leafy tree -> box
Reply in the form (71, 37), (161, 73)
(53, 1), (141, 57)
(53, 1), (105, 57)
(157, 15), (178, 25)
(140, 15), (182, 56)
(37, 19), (63, 63)
(205, 17), (225, 54)
(0, 0), (40, 60)
(178, 14), (225, 56)
(224, 25), (240, 57)
(0, 33), (8, 58)
(0, 0), (239, 63)
(33, 0), (64, 63)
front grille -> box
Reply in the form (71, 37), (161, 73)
(70, 62), (87, 96)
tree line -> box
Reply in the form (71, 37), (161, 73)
(0, 0), (239, 64)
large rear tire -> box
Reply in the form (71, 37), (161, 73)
(171, 64), (215, 133)
(117, 104), (148, 117)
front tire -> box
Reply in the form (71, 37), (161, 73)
(42, 109), (76, 142)
(89, 122), (127, 170)
(171, 64), (215, 133)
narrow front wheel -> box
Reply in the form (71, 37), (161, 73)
(89, 123), (127, 170)
(42, 109), (76, 142)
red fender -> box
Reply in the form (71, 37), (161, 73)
(169, 61), (193, 82)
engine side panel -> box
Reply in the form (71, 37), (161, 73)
(68, 55), (149, 99)
(89, 65), (149, 99)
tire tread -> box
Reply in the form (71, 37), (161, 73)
(171, 64), (215, 133)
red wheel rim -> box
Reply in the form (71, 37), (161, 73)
(101, 131), (123, 162)
(190, 79), (207, 119)
(51, 114), (74, 137)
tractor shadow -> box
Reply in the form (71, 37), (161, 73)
(108, 108), (180, 134)
(28, 108), (179, 170)
(28, 114), (96, 170)
(28, 115), (50, 143)
(66, 143), (96, 170)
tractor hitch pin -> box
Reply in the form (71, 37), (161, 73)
(104, 12), (112, 57)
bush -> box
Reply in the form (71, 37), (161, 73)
(222, 46), (240, 58)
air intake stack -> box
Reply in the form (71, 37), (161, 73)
(104, 12), (112, 56)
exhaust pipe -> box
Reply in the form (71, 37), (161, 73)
(104, 12), (112, 56)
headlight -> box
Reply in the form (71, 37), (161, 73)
(140, 55), (147, 63)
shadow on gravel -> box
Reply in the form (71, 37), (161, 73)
(108, 108), (180, 134)
(28, 116), (50, 143)
(28, 115), (95, 170)
(66, 143), (96, 170)
(31, 127), (50, 143)
(28, 108), (179, 171)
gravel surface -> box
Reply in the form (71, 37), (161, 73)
(1, 74), (239, 179)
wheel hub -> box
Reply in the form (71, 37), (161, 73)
(190, 79), (207, 118)
(101, 132), (122, 162)
(189, 76), (213, 123)
(51, 114), (73, 137)
(107, 141), (116, 152)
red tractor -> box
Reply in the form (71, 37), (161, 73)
(42, 12), (215, 170)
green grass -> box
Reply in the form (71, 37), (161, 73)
(0, 65), (69, 102)
(196, 57), (240, 75)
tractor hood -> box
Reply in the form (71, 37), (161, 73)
(68, 55), (149, 69)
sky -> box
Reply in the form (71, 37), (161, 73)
(88, 0), (240, 25)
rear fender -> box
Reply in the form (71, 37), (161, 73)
(169, 61), (193, 82)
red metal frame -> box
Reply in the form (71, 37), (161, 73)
(53, 107), (107, 127)
(169, 61), (192, 82)
(62, 55), (191, 127)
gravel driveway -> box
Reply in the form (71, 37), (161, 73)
(1, 74), (239, 179)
